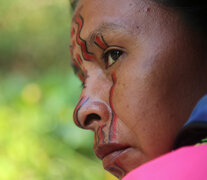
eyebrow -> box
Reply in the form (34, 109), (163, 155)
(71, 22), (127, 74)
(87, 23), (127, 46)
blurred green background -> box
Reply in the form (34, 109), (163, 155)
(0, 0), (116, 179)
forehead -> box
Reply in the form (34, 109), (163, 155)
(73, 0), (155, 33)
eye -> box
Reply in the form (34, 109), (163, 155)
(104, 49), (123, 68)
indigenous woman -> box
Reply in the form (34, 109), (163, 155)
(69, 0), (207, 179)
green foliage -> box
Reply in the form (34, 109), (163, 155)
(0, 0), (72, 73)
(0, 71), (107, 180)
(0, 0), (116, 179)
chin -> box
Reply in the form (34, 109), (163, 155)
(100, 147), (147, 179)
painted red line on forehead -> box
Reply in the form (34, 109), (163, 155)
(76, 53), (83, 65)
(70, 46), (73, 56)
(71, 27), (75, 37)
(72, 40), (76, 49)
(73, 97), (89, 128)
(78, 73), (84, 83)
(82, 66), (87, 76)
(72, 57), (87, 83)
(109, 72), (118, 142)
(72, 58), (80, 68)
(94, 35), (109, 50)
(75, 15), (95, 61)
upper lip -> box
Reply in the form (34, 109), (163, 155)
(94, 143), (130, 160)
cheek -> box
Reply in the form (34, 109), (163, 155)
(113, 57), (154, 128)
(112, 57), (184, 156)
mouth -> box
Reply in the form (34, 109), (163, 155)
(94, 143), (130, 160)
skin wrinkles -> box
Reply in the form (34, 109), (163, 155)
(115, 161), (127, 177)
(115, 159), (127, 174)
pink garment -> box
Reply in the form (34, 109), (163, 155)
(123, 145), (207, 180)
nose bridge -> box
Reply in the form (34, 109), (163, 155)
(86, 66), (111, 98)
(73, 60), (112, 129)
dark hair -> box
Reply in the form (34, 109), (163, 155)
(70, 0), (79, 11)
(154, 0), (207, 35)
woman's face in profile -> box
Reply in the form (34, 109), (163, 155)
(70, 0), (204, 178)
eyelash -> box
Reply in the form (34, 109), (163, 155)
(103, 48), (124, 69)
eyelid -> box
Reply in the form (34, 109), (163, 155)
(102, 46), (125, 68)
(103, 46), (125, 57)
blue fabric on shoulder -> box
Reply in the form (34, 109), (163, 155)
(173, 95), (207, 149)
(185, 95), (207, 125)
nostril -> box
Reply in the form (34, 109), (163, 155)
(84, 113), (101, 127)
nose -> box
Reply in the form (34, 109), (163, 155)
(73, 96), (110, 130)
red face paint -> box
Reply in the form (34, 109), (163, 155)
(72, 58), (80, 69)
(97, 124), (106, 145)
(70, 46), (73, 56)
(72, 40), (76, 49)
(94, 35), (109, 50)
(76, 53), (83, 65)
(78, 73), (85, 83)
(82, 66), (87, 77)
(75, 15), (95, 61)
(108, 72), (118, 142)
(73, 96), (89, 128)
(71, 27), (75, 37)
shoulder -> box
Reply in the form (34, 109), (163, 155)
(123, 145), (207, 180)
